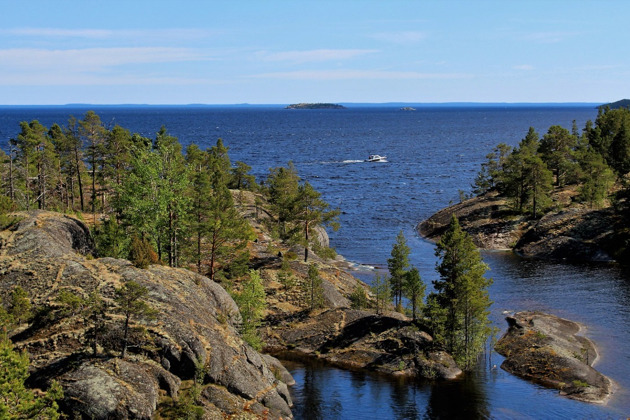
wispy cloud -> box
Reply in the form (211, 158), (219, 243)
(0, 47), (211, 71)
(369, 31), (427, 44)
(257, 49), (378, 63)
(521, 31), (580, 43)
(249, 69), (471, 80)
(0, 27), (219, 41)
(513, 64), (534, 71)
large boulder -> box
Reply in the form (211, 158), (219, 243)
(495, 311), (612, 403)
(264, 308), (461, 380)
(0, 211), (293, 419)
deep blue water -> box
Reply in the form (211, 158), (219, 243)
(2, 105), (629, 419)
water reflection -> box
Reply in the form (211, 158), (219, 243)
(425, 372), (489, 419)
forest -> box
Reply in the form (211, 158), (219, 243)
(473, 106), (630, 232)
(0, 111), (341, 279)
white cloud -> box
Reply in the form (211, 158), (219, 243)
(249, 69), (471, 80)
(0, 47), (210, 71)
(369, 31), (427, 44)
(513, 64), (534, 71)
(0, 27), (219, 41)
(257, 49), (379, 63)
(521, 31), (579, 44)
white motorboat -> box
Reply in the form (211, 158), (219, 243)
(365, 154), (387, 162)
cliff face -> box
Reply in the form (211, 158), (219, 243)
(0, 211), (293, 419)
(418, 191), (619, 263)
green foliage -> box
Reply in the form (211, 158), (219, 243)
(539, 125), (578, 187)
(403, 267), (425, 322)
(349, 285), (369, 309)
(307, 264), (324, 311)
(114, 281), (157, 358)
(371, 274), (390, 315)
(0, 329), (63, 419)
(387, 230), (410, 308)
(94, 215), (128, 258)
(576, 147), (616, 208)
(430, 215), (493, 371)
(7, 286), (32, 325)
(234, 270), (266, 350)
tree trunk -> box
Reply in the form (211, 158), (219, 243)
(74, 146), (84, 211)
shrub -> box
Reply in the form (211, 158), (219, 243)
(128, 236), (159, 269)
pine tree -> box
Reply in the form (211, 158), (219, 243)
(307, 263), (324, 311)
(387, 230), (410, 309)
(79, 111), (108, 219)
(0, 330), (63, 419)
(403, 267), (425, 322)
(293, 181), (340, 262)
(234, 270), (266, 350)
(576, 147), (615, 208)
(114, 281), (157, 358)
(539, 125), (578, 187)
(266, 162), (300, 239)
(431, 215), (493, 370)
(371, 274), (390, 315)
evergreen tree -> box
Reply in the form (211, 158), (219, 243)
(387, 230), (410, 309)
(230, 161), (257, 191)
(0, 330), (63, 419)
(293, 181), (340, 262)
(524, 153), (553, 219)
(114, 281), (157, 358)
(79, 111), (108, 218)
(403, 267), (425, 322)
(7, 286), (32, 325)
(371, 274), (390, 315)
(266, 162), (300, 239)
(473, 143), (512, 195)
(431, 215), (493, 370)
(154, 127), (190, 267)
(539, 125), (578, 187)
(205, 176), (252, 282)
(576, 147), (616, 208)
(185, 144), (213, 273)
(307, 263), (324, 311)
(234, 270), (266, 350)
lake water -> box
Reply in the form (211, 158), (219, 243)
(1, 105), (628, 418)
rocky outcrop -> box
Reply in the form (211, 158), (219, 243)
(0, 211), (293, 419)
(263, 308), (461, 380)
(418, 191), (620, 263)
(495, 311), (612, 403)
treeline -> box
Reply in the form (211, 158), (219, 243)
(0, 111), (339, 280)
(473, 106), (630, 216)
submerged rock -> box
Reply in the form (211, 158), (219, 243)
(495, 311), (612, 403)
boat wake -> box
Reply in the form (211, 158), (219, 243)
(342, 159), (364, 163)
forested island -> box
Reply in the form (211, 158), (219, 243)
(0, 111), (504, 418)
(285, 103), (346, 109)
(420, 105), (630, 264)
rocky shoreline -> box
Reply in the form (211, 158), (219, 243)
(495, 311), (613, 403)
(418, 191), (620, 263)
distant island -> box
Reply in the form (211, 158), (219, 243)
(400, 107), (416, 111)
(600, 99), (630, 109)
(285, 103), (346, 109)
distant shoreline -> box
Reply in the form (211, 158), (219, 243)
(0, 102), (603, 108)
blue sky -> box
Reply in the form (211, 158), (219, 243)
(0, 0), (628, 105)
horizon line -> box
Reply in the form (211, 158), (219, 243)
(0, 101), (607, 107)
